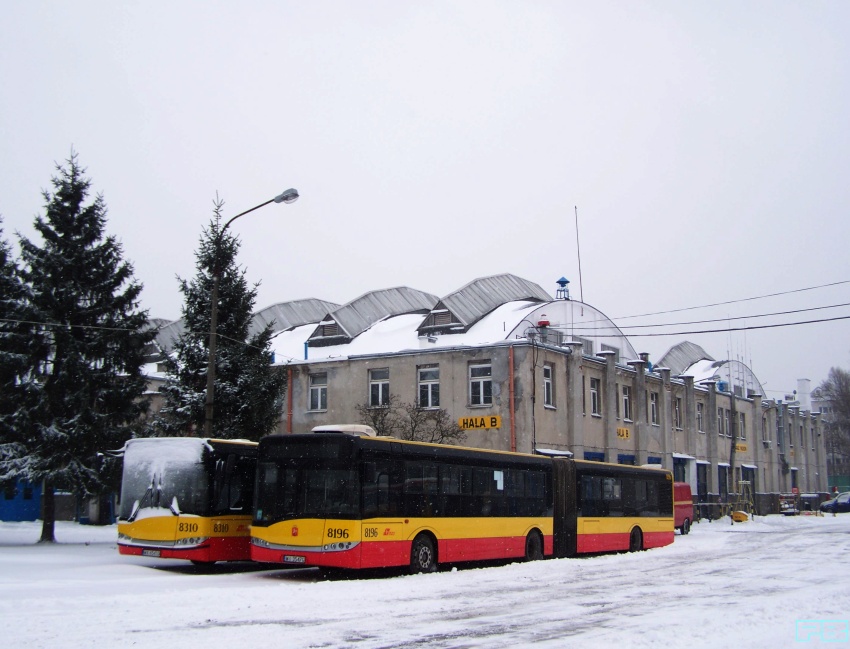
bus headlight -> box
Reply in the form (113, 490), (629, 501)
(323, 541), (357, 552)
(175, 536), (209, 547)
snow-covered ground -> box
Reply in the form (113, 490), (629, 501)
(2, 515), (849, 648)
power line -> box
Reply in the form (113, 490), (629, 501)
(563, 302), (850, 333)
(617, 314), (850, 337)
(615, 279), (850, 320)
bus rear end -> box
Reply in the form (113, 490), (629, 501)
(674, 482), (694, 535)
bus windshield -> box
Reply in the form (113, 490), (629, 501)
(119, 439), (210, 520)
(255, 461), (360, 523)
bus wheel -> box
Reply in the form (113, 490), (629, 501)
(525, 531), (543, 562)
(629, 528), (643, 552)
(410, 535), (437, 574)
(682, 518), (691, 535)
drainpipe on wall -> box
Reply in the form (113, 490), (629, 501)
(509, 345), (516, 452)
(287, 366), (294, 433)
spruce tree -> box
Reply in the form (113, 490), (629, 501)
(0, 220), (31, 461)
(9, 154), (154, 542)
(153, 199), (286, 441)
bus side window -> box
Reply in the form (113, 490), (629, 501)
(363, 460), (393, 518)
(580, 475), (600, 517)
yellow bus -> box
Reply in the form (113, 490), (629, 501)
(117, 437), (257, 564)
(250, 429), (673, 572)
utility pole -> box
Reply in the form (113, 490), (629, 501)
(728, 387), (738, 525)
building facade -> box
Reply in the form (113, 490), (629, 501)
(147, 273), (829, 508)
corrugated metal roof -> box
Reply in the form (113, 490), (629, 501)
(310, 287), (438, 342)
(249, 298), (341, 337)
(152, 298), (340, 353)
(430, 273), (551, 331)
(657, 341), (715, 376)
(153, 319), (187, 354)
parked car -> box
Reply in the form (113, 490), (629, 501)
(820, 492), (850, 513)
(674, 482), (694, 534)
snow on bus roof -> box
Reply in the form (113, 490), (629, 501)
(310, 424), (377, 437)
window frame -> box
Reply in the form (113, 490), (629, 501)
(674, 397), (683, 430)
(368, 368), (390, 408)
(590, 377), (601, 416)
(649, 391), (659, 426)
(309, 372), (328, 411)
(543, 364), (554, 408)
(469, 362), (493, 407)
(417, 365), (440, 409)
(622, 385), (632, 422)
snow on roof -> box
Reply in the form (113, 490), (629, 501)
(657, 341), (715, 376)
(535, 448), (574, 457)
(274, 301), (549, 364)
(124, 437), (210, 463)
(310, 286), (438, 342)
(673, 453), (695, 459)
(684, 358), (766, 396)
(431, 273), (551, 330)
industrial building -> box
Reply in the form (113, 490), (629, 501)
(150, 273), (829, 511)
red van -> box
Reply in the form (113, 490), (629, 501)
(674, 482), (694, 535)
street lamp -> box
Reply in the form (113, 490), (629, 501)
(203, 188), (299, 437)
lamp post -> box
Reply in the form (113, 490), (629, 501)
(203, 188), (299, 437)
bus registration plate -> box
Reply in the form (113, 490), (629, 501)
(141, 549), (161, 557)
(283, 555), (305, 564)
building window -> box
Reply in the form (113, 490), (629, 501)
(725, 409), (731, 438)
(615, 384), (620, 419)
(674, 397), (683, 429)
(469, 363), (492, 406)
(811, 426), (815, 451)
(582, 376), (586, 415)
(718, 407), (725, 437)
(418, 365), (440, 408)
(762, 416), (768, 442)
(543, 364), (554, 407)
(697, 402), (704, 433)
(718, 466), (729, 502)
(369, 368), (390, 407)
(739, 412), (746, 441)
(590, 377), (601, 415)
(650, 392), (659, 425)
(309, 373), (328, 411)
(622, 385), (632, 421)
(799, 424), (804, 448)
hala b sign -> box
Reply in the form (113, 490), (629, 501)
(458, 416), (501, 430)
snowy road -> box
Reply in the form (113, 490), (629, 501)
(2, 515), (849, 648)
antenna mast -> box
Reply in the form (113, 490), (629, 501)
(575, 205), (585, 304)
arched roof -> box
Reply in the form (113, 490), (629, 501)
(681, 358), (766, 397)
(249, 298), (340, 337)
(657, 341), (715, 376)
(505, 300), (638, 362)
(417, 273), (551, 335)
(308, 286), (438, 346)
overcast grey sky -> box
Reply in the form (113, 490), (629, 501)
(2, 2), (849, 399)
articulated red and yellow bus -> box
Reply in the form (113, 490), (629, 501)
(117, 437), (257, 564)
(250, 428), (673, 572)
